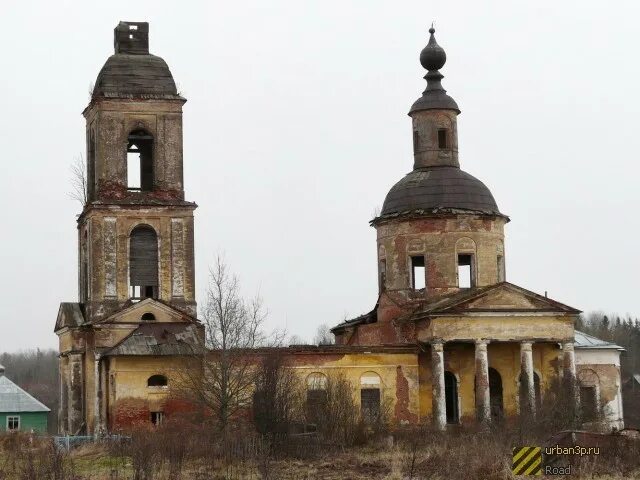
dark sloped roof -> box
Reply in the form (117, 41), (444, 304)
(55, 302), (85, 331)
(379, 167), (504, 219)
(104, 323), (202, 356)
(409, 89), (459, 114)
(93, 53), (180, 99)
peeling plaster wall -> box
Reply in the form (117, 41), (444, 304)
(576, 349), (624, 429)
(81, 208), (197, 322)
(286, 352), (420, 424)
(84, 99), (185, 200)
(375, 215), (506, 307)
(107, 356), (195, 430)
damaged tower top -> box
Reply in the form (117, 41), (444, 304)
(114, 21), (149, 55)
(92, 21), (180, 100)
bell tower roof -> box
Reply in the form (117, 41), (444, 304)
(409, 27), (459, 115)
(92, 21), (181, 100)
(374, 27), (506, 223)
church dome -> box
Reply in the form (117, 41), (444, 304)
(91, 21), (180, 100)
(380, 167), (502, 217)
(93, 53), (178, 98)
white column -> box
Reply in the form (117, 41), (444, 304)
(431, 342), (446, 430)
(520, 341), (535, 417)
(562, 342), (580, 415)
(475, 340), (491, 423)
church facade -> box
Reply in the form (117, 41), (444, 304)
(55, 22), (623, 435)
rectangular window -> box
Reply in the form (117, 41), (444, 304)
(457, 254), (473, 288)
(361, 389), (381, 423)
(150, 411), (164, 426)
(580, 386), (598, 421)
(7, 416), (20, 431)
(438, 129), (448, 149)
(411, 256), (426, 290)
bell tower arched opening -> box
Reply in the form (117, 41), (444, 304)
(127, 129), (154, 191)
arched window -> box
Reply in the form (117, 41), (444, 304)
(129, 225), (158, 300)
(360, 372), (381, 423)
(127, 129), (154, 191)
(141, 312), (156, 321)
(444, 371), (459, 424)
(147, 375), (168, 387)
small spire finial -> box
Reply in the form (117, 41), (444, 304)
(429, 22), (435, 34)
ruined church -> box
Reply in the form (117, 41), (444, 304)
(55, 22), (623, 434)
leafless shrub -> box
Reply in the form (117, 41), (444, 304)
(252, 351), (304, 436)
(69, 154), (88, 207)
(313, 323), (334, 346)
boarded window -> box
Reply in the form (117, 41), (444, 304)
(361, 389), (381, 423)
(580, 386), (598, 421)
(148, 375), (168, 387)
(438, 129), (448, 149)
(129, 225), (158, 299)
(6, 416), (20, 431)
(306, 373), (328, 427)
(127, 129), (154, 191)
(457, 254), (473, 288)
(360, 372), (381, 423)
(150, 412), (164, 426)
(411, 256), (426, 290)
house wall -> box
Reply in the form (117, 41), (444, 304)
(575, 349), (624, 429)
(0, 412), (48, 433)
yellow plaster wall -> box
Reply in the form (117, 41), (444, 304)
(288, 352), (421, 423)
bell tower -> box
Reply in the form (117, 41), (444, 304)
(79, 21), (197, 321)
(56, 21), (202, 436)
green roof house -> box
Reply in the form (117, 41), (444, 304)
(0, 364), (50, 432)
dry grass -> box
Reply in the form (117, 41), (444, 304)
(2, 424), (640, 479)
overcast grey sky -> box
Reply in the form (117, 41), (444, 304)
(1, 0), (638, 352)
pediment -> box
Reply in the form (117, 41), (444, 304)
(425, 282), (580, 315)
(97, 299), (198, 325)
(55, 302), (85, 331)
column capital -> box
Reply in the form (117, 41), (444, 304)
(475, 339), (489, 347)
(562, 342), (575, 352)
(520, 341), (533, 351)
(431, 341), (444, 352)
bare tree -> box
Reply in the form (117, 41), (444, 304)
(69, 155), (87, 207)
(313, 323), (335, 346)
(178, 255), (283, 433)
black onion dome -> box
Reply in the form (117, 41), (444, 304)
(409, 27), (459, 114)
(420, 27), (446, 70)
(93, 54), (179, 99)
(380, 167), (503, 217)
